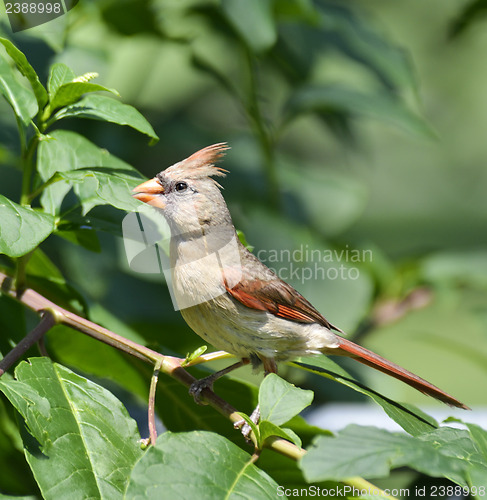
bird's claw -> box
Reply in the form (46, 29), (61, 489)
(189, 378), (213, 405)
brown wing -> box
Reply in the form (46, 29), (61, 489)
(224, 275), (343, 333)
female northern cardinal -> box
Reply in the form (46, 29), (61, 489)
(133, 144), (467, 411)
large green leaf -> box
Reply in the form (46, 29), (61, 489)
(0, 56), (38, 124)
(52, 94), (159, 143)
(285, 85), (434, 138)
(0, 195), (55, 258)
(125, 431), (279, 499)
(0, 37), (48, 110)
(222, 0), (277, 53)
(0, 358), (142, 500)
(38, 130), (144, 215)
(292, 355), (438, 437)
(259, 373), (313, 426)
(300, 424), (482, 486)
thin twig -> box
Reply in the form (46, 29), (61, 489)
(0, 310), (57, 376)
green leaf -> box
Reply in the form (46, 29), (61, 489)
(259, 373), (313, 426)
(274, 0), (320, 22)
(1, 358), (142, 499)
(0, 293), (27, 356)
(37, 130), (144, 215)
(421, 250), (487, 288)
(0, 37), (48, 111)
(292, 355), (438, 436)
(56, 226), (101, 253)
(47, 63), (76, 98)
(258, 452), (351, 500)
(48, 81), (120, 116)
(182, 345), (208, 366)
(0, 195), (55, 258)
(125, 431), (279, 499)
(286, 84), (435, 138)
(237, 411), (260, 443)
(101, 0), (163, 37)
(52, 94), (159, 143)
(222, 0), (277, 53)
(467, 423), (487, 461)
(58, 167), (144, 214)
(0, 56), (38, 124)
(45, 326), (148, 400)
(236, 229), (254, 252)
(0, 396), (40, 496)
(259, 420), (302, 448)
(0, 379), (51, 423)
(319, 5), (418, 93)
(24, 248), (89, 314)
(301, 425), (479, 486)
(449, 0), (487, 39)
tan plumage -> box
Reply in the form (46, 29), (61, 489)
(133, 144), (468, 410)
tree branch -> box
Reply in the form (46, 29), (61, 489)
(0, 310), (56, 376)
(0, 270), (396, 498)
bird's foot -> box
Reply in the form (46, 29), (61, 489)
(234, 404), (261, 441)
(189, 376), (214, 405)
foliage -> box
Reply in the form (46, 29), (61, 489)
(0, 2), (486, 499)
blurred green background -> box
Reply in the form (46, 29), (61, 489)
(1, 0), (486, 416)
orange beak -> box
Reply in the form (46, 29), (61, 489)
(132, 178), (166, 209)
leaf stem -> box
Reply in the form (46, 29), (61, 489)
(27, 173), (61, 203)
(20, 135), (39, 206)
(148, 358), (163, 445)
(15, 114), (26, 156)
(15, 250), (34, 292)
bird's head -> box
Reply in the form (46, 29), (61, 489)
(132, 143), (232, 235)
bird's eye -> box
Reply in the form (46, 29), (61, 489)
(175, 182), (188, 192)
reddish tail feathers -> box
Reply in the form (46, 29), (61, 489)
(333, 338), (469, 410)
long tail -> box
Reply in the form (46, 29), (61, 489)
(329, 337), (469, 410)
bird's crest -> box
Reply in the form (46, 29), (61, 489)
(164, 143), (229, 184)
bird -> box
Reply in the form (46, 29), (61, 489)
(132, 143), (468, 423)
